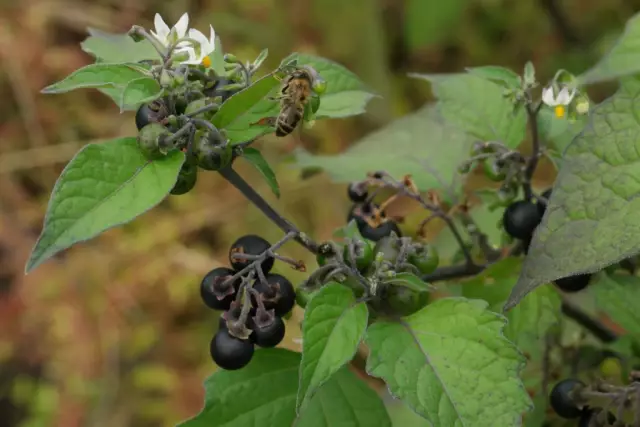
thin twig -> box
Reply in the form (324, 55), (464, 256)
(523, 101), (543, 201)
(218, 166), (319, 254)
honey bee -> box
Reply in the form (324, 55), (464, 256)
(271, 65), (325, 137)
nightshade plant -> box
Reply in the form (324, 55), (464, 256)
(24, 10), (640, 427)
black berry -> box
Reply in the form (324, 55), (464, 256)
(360, 220), (401, 242)
(254, 273), (296, 316)
(251, 315), (286, 348)
(347, 203), (384, 229)
(502, 200), (542, 240)
(135, 99), (169, 131)
(204, 77), (241, 102)
(229, 235), (274, 274)
(578, 408), (615, 427)
(538, 188), (552, 217)
(347, 182), (368, 203)
(210, 328), (254, 370)
(170, 161), (198, 195)
(200, 267), (238, 311)
(549, 378), (585, 419)
(554, 273), (592, 293)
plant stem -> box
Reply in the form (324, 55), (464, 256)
(561, 299), (617, 343)
(523, 101), (543, 201)
(218, 166), (319, 254)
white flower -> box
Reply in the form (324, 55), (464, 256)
(150, 12), (190, 48)
(542, 85), (576, 118)
(176, 25), (216, 66)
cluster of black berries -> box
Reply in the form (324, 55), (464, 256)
(502, 189), (592, 293)
(200, 235), (296, 370)
(550, 379), (615, 425)
(346, 182), (402, 242)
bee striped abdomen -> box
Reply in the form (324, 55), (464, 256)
(275, 103), (304, 137)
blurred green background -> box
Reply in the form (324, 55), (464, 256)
(0, 0), (637, 425)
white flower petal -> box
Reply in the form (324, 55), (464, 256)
(175, 46), (201, 65)
(152, 13), (171, 43)
(174, 13), (190, 39)
(208, 25), (216, 47)
(541, 86), (557, 106)
(557, 87), (576, 105)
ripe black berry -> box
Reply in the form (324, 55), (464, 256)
(554, 273), (592, 293)
(204, 77), (241, 102)
(170, 161), (198, 195)
(251, 315), (286, 348)
(135, 99), (169, 131)
(254, 274), (296, 316)
(229, 235), (274, 274)
(538, 188), (552, 217)
(360, 220), (401, 242)
(210, 328), (254, 370)
(347, 182), (368, 203)
(549, 378), (585, 419)
(578, 408), (615, 427)
(200, 267), (238, 311)
(502, 200), (542, 240)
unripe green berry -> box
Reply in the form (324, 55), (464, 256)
(193, 130), (233, 171)
(137, 123), (171, 160)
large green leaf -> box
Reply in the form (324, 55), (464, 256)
(297, 283), (368, 411)
(295, 104), (474, 197)
(462, 258), (561, 357)
(294, 368), (392, 427)
(81, 28), (159, 63)
(411, 73), (527, 148)
(25, 138), (185, 273)
(365, 298), (532, 427)
(404, 0), (467, 49)
(211, 73), (281, 144)
(506, 77), (640, 310)
(578, 12), (640, 84)
(179, 349), (392, 427)
(282, 53), (378, 118)
(589, 274), (640, 342)
(42, 63), (149, 94)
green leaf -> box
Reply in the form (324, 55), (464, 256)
(411, 73), (527, 148)
(25, 138), (184, 273)
(42, 63), (148, 94)
(365, 298), (532, 427)
(383, 272), (431, 293)
(590, 274), (640, 342)
(463, 258), (561, 356)
(81, 28), (159, 63)
(296, 104), (474, 197)
(119, 77), (163, 112)
(178, 348), (299, 427)
(333, 219), (366, 240)
(179, 348), (392, 427)
(281, 53), (378, 118)
(240, 147), (280, 197)
(578, 12), (640, 84)
(465, 65), (521, 89)
(537, 108), (588, 153)
(252, 48), (269, 71)
(294, 368), (392, 427)
(211, 73), (281, 144)
(506, 77), (640, 310)
(404, 0), (466, 49)
(297, 283), (368, 411)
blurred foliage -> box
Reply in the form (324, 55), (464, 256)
(1, 0), (639, 426)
